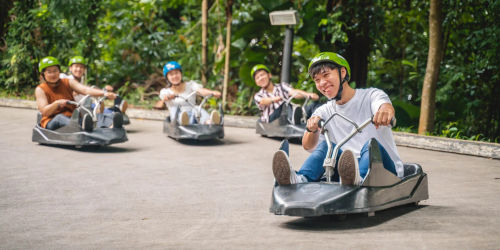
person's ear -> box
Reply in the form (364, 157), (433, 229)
(340, 67), (347, 79)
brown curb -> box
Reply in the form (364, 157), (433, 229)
(1, 97), (498, 159)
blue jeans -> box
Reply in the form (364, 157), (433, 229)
(45, 113), (114, 130)
(169, 106), (210, 124)
(297, 139), (397, 182)
(46, 114), (71, 130)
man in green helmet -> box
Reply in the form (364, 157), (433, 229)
(272, 52), (403, 186)
(35, 56), (122, 131)
(251, 64), (319, 124)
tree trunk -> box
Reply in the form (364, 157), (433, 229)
(0, 0), (14, 49)
(418, 0), (444, 134)
(222, 0), (233, 111)
(201, 0), (208, 85)
(345, 35), (369, 88)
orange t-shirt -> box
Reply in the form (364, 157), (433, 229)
(38, 78), (76, 128)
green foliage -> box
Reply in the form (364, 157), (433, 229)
(1, 0), (499, 141)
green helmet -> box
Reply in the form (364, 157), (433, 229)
(250, 64), (271, 79)
(68, 56), (86, 67)
(308, 52), (350, 81)
(38, 56), (61, 72)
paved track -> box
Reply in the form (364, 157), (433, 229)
(1, 106), (499, 249)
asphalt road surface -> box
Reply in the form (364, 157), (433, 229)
(1, 106), (499, 249)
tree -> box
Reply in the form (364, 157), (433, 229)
(418, 0), (444, 134)
(222, 0), (233, 110)
(201, 0), (208, 85)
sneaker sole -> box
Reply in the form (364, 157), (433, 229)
(210, 111), (221, 125)
(180, 112), (189, 126)
(338, 150), (358, 185)
(272, 150), (291, 185)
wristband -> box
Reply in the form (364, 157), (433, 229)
(306, 127), (318, 133)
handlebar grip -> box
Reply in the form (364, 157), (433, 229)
(317, 119), (326, 129)
(370, 116), (397, 127)
(390, 117), (397, 127)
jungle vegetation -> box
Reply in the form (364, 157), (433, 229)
(0, 0), (498, 141)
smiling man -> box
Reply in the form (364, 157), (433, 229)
(251, 64), (319, 124)
(272, 52), (404, 186)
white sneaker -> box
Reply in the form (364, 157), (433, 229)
(338, 150), (361, 185)
(178, 111), (189, 126)
(272, 150), (307, 185)
(210, 110), (221, 125)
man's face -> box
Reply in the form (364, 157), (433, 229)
(43, 65), (60, 83)
(313, 67), (345, 99)
(69, 63), (86, 78)
(254, 70), (271, 88)
(166, 69), (182, 85)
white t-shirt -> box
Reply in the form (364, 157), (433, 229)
(311, 88), (404, 177)
(60, 73), (85, 84)
(59, 73), (85, 102)
(159, 80), (202, 112)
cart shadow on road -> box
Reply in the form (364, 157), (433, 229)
(174, 138), (245, 147)
(260, 136), (302, 145)
(42, 144), (141, 153)
(280, 204), (430, 231)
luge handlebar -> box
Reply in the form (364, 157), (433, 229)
(316, 116), (396, 130)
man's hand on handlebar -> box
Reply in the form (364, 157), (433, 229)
(164, 93), (177, 101)
(211, 90), (221, 98)
(373, 103), (395, 128)
(309, 93), (320, 101)
(306, 115), (322, 133)
(56, 99), (71, 109)
(104, 91), (117, 100)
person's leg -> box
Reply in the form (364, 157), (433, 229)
(198, 108), (211, 124)
(46, 114), (71, 130)
(113, 95), (122, 108)
(304, 101), (322, 118)
(297, 140), (340, 182)
(187, 110), (197, 124)
(358, 139), (397, 178)
(267, 103), (284, 123)
(169, 106), (178, 123)
(113, 95), (128, 113)
(103, 107), (115, 114)
(96, 113), (113, 128)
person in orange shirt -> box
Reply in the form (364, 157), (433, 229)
(35, 56), (122, 131)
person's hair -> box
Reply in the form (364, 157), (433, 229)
(40, 65), (61, 74)
(253, 69), (269, 79)
(308, 62), (339, 79)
